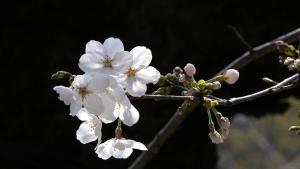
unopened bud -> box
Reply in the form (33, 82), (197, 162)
(223, 69), (239, 85)
(209, 130), (223, 144)
(212, 81), (221, 90)
(184, 63), (196, 77)
(51, 71), (72, 79)
(173, 66), (183, 74)
(284, 57), (295, 65)
(219, 127), (230, 139)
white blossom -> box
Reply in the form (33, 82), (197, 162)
(79, 38), (133, 75)
(95, 138), (147, 160)
(122, 46), (161, 97)
(76, 108), (102, 144)
(53, 74), (110, 117)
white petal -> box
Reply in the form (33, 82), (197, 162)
(103, 37), (124, 58)
(70, 103), (82, 116)
(76, 122), (97, 144)
(132, 142), (148, 151)
(98, 93), (118, 123)
(72, 75), (92, 88)
(112, 51), (133, 73)
(112, 148), (133, 159)
(135, 66), (161, 84)
(78, 53), (105, 73)
(130, 46), (152, 68)
(53, 86), (74, 105)
(126, 78), (147, 97)
(87, 74), (109, 93)
(95, 139), (114, 160)
(76, 108), (92, 121)
(120, 104), (140, 126)
(85, 40), (106, 55)
(83, 94), (104, 116)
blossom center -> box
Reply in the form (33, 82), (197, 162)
(78, 87), (90, 100)
(101, 57), (113, 68)
(126, 67), (137, 77)
(88, 120), (97, 130)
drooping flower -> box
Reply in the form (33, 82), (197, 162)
(184, 63), (196, 77)
(76, 108), (102, 144)
(223, 69), (239, 84)
(122, 46), (160, 97)
(79, 38), (133, 75)
(208, 130), (223, 144)
(95, 138), (147, 160)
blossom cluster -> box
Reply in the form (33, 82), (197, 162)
(53, 38), (160, 159)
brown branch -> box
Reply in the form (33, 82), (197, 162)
(128, 100), (201, 169)
(128, 28), (300, 169)
(217, 73), (299, 106)
(216, 28), (300, 76)
(130, 95), (194, 101)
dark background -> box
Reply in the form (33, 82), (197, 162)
(1, 0), (300, 169)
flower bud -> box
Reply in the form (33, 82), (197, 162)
(274, 40), (285, 49)
(184, 63), (196, 77)
(178, 74), (186, 83)
(295, 59), (300, 66)
(223, 69), (239, 85)
(209, 130), (223, 144)
(173, 66), (183, 74)
(220, 116), (230, 128)
(219, 127), (230, 139)
(283, 57), (295, 65)
(211, 81), (221, 90)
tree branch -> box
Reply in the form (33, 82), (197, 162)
(217, 73), (299, 106)
(128, 28), (300, 169)
(216, 28), (300, 75)
(130, 95), (194, 101)
(227, 25), (254, 52)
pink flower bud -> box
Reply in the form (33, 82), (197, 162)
(184, 63), (196, 77)
(274, 40), (285, 48)
(219, 127), (230, 139)
(209, 130), (223, 144)
(223, 69), (239, 85)
(212, 81), (221, 90)
(284, 57), (295, 65)
(220, 116), (230, 128)
(178, 74), (186, 83)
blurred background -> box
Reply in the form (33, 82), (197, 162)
(1, 0), (300, 169)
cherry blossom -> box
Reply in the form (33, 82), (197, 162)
(95, 138), (147, 160)
(122, 46), (161, 97)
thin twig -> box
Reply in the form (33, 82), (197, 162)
(130, 95), (194, 101)
(227, 25), (254, 52)
(216, 28), (300, 75)
(128, 28), (300, 169)
(217, 73), (299, 106)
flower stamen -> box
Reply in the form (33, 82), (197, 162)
(101, 57), (113, 68)
(126, 67), (137, 77)
(78, 87), (90, 101)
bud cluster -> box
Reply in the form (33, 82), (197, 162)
(275, 40), (300, 71)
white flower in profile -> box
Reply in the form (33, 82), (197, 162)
(53, 74), (110, 117)
(76, 108), (102, 144)
(95, 138), (147, 160)
(79, 38), (133, 75)
(122, 46), (161, 97)
(223, 69), (239, 85)
(99, 76), (140, 125)
(209, 130), (223, 144)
